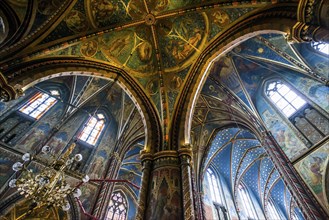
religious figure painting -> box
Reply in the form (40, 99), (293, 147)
(295, 142), (329, 211)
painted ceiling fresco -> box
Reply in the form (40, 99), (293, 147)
(2, 0), (280, 129)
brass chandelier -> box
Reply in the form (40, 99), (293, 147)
(9, 142), (86, 211)
(8, 142), (140, 219)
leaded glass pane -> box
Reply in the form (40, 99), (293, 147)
(78, 114), (106, 146)
(266, 81), (306, 117)
(19, 92), (58, 119)
(295, 117), (322, 144)
(106, 191), (128, 220)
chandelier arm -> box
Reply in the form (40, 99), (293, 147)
(75, 179), (140, 189)
(75, 197), (99, 220)
(87, 179), (140, 189)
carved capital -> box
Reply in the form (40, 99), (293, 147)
(297, 0), (320, 25)
(290, 22), (320, 42)
(0, 72), (23, 101)
(178, 144), (193, 158)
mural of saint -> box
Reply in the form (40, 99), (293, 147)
(211, 10), (230, 27)
(65, 10), (88, 33)
(80, 40), (98, 57)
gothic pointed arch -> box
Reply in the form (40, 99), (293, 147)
(1, 58), (162, 153)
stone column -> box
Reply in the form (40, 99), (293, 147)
(262, 131), (328, 220)
(145, 151), (183, 220)
(178, 145), (195, 220)
(92, 152), (121, 218)
(136, 151), (152, 220)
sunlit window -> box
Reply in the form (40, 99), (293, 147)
(106, 191), (128, 220)
(267, 199), (282, 220)
(78, 113), (105, 145)
(238, 184), (258, 220)
(19, 92), (58, 119)
(292, 212), (302, 220)
(311, 42), (329, 55)
(207, 168), (223, 204)
(266, 81), (306, 117)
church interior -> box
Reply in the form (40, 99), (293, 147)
(0, 0), (328, 219)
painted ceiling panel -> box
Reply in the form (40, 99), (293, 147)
(292, 43), (329, 79)
(205, 128), (238, 168)
(267, 169), (280, 191)
(146, 0), (203, 15)
(242, 160), (261, 202)
(231, 139), (260, 186)
(236, 147), (264, 182)
(210, 56), (253, 110)
(16, 1), (276, 129)
(118, 141), (143, 197)
(211, 143), (232, 190)
(259, 158), (274, 205)
(270, 179), (289, 218)
(232, 36), (296, 68)
(285, 187), (292, 217)
(262, 33), (303, 63)
(236, 130), (257, 139)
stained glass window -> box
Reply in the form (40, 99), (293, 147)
(78, 113), (105, 145)
(266, 81), (306, 117)
(238, 184), (258, 220)
(311, 42), (329, 55)
(19, 92), (58, 119)
(207, 168), (223, 204)
(106, 191), (128, 220)
(267, 199), (282, 220)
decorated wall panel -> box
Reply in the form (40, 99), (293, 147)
(295, 141), (329, 214)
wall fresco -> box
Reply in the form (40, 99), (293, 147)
(146, 167), (182, 219)
(295, 141), (329, 213)
(0, 150), (19, 189)
(259, 106), (308, 160)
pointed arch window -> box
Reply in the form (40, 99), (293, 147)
(78, 113), (105, 146)
(238, 184), (258, 220)
(19, 91), (59, 119)
(207, 168), (223, 204)
(267, 199), (282, 220)
(265, 80), (329, 146)
(266, 81), (306, 117)
(106, 191), (128, 220)
(311, 42), (329, 55)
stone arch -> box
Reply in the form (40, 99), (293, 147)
(2, 58), (162, 154)
(171, 3), (299, 150)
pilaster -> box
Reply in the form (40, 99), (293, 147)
(144, 150), (183, 219)
(178, 145), (195, 220)
(136, 151), (153, 220)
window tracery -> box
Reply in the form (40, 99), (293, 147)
(311, 42), (329, 55)
(19, 91), (58, 119)
(238, 183), (258, 220)
(78, 113), (106, 146)
(267, 199), (282, 220)
(265, 80), (329, 146)
(266, 81), (306, 117)
(106, 191), (128, 220)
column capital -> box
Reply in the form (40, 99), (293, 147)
(178, 144), (193, 158)
(153, 150), (178, 160)
(140, 150), (153, 162)
(290, 22), (320, 42)
(0, 72), (23, 101)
